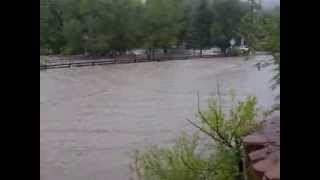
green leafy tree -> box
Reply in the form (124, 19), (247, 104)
(80, 0), (114, 55)
(175, 0), (193, 46)
(186, 0), (213, 56)
(40, 0), (268, 58)
(40, 0), (65, 54)
(103, 0), (143, 54)
(263, 12), (280, 110)
(62, 19), (84, 54)
(41, 0), (145, 56)
(210, 0), (248, 54)
(237, 0), (265, 53)
(143, 0), (184, 59)
(238, 5), (280, 110)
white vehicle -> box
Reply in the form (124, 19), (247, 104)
(131, 49), (145, 55)
(239, 45), (249, 54)
(225, 45), (251, 56)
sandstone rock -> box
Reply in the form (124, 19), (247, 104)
(252, 157), (278, 179)
(248, 146), (272, 163)
(243, 134), (269, 152)
(264, 161), (280, 180)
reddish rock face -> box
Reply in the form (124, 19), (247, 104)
(249, 146), (272, 163)
(243, 134), (270, 153)
(253, 157), (278, 178)
(243, 114), (280, 180)
(264, 162), (280, 180)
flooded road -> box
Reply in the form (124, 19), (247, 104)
(40, 56), (278, 180)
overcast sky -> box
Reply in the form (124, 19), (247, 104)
(261, 0), (280, 9)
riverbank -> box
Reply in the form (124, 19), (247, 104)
(243, 111), (280, 180)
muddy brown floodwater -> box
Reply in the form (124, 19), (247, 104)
(40, 56), (278, 180)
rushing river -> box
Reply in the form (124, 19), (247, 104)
(40, 56), (278, 180)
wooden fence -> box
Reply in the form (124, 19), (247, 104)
(40, 53), (225, 70)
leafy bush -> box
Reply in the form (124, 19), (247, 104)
(270, 53), (280, 111)
(132, 133), (242, 180)
(132, 91), (263, 180)
(188, 92), (261, 151)
(132, 133), (206, 180)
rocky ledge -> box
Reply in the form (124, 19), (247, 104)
(243, 114), (280, 180)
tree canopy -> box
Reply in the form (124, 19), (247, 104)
(40, 0), (276, 56)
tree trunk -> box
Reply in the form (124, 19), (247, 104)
(222, 48), (228, 56)
(200, 48), (203, 57)
(163, 48), (168, 61)
(239, 159), (243, 173)
(153, 49), (157, 61)
(147, 49), (151, 60)
(151, 49), (155, 61)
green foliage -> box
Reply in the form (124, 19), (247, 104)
(189, 93), (260, 151)
(40, 0), (258, 56)
(40, 0), (65, 54)
(261, 10), (280, 110)
(105, 0), (144, 52)
(133, 133), (204, 180)
(271, 52), (280, 111)
(85, 35), (111, 56)
(41, 0), (145, 55)
(237, 14), (262, 51)
(185, 0), (250, 53)
(237, 4), (280, 110)
(133, 92), (262, 180)
(209, 145), (242, 180)
(237, 4), (279, 53)
(133, 133), (242, 180)
(143, 0), (184, 50)
(261, 14), (280, 53)
(186, 0), (213, 52)
(210, 0), (248, 52)
(236, 0), (262, 50)
(62, 19), (84, 55)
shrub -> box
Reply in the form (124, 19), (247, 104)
(188, 92), (261, 152)
(132, 133), (243, 180)
(132, 91), (263, 180)
(132, 133), (205, 180)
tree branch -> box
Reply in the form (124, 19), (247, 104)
(186, 118), (225, 146)
(196, 92), (233, 148)
(180, 155), (218, 175)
